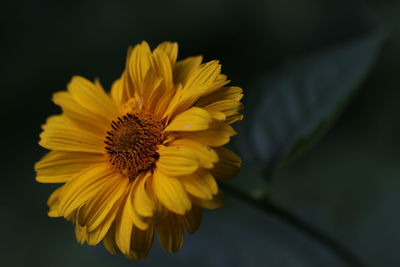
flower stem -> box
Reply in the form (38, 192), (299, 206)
(220, 183), (365, 267)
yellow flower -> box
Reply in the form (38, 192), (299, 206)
(35, 41), (243, 260)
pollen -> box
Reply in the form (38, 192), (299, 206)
(104, 111), (164, 179)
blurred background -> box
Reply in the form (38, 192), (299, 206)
(1, 0), (400, 266)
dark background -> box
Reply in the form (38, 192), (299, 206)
(1, 0), (400, 266)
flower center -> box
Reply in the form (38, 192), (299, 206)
(104, 111), (164, 179)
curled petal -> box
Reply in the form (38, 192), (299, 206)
(35, 151), (104, 183)
(157, 214), (184, 252)
(153, 169), (191, 215)
(164, 107), (212, 132)
(156, 145), (199, 176)
(211, 147), (242, 179)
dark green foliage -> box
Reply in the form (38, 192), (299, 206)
(235, 26), (385, 174)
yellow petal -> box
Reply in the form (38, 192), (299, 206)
(52, 91), (108, 136)
(64, 209), (77, 222)
(226, 113), (244, 124)
(155, 42), (178, 66)
(173, 56), (203, 85)
(203, 100), (243, 122)
(152, 49), (173, 89)
(164, 107), (211, 132)
(157, 214), (184, 252)
(48, 209), (61, 218)
(171, 61), (229, 114)
(35, 151), (104, 183)
(179, 205), (202, 234)
(141, 68), (163, 111)
(113, 63), (138, 108)
(86, 199), (121, 246)
(140, 56), (176, 116)
(127, 208), (149, 231)
(156, 145), (199, 176)
(211, 147), (242, 179)
(152, 82), (177, 117)
(110, 77), (125, 107)
(74, 210), (88, 245)
(190, 191), (224, 210)
(125, 251), (139, 261)
(67, 76), (118, 122)
(47, 186), (64, 217)
(126, 41), (152, 96)
(171, 139), (218, 169)
(39, 115), (104, 154)
(196, 86), (243, 107)
(183, 120), (236, 147)
(115, 186), (134, 255)
(126, 180), (150, 230)
(41, 114), (71, 128)
(153, 169), (191, 215)
(168, 69), (229, 118)
(181, 170), (218, 200)
(58, 163), (114, 217)
(131, 226), (154, 259)
(81, 173), (128, 231)
(132, 172), (155, 217)
(103, 225), (118, 255)
(182, 60), (222, 92)
(207, 110), (226, 121)
(163, 84), (208, 120)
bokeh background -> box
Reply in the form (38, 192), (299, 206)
(1, 0), (400, 266)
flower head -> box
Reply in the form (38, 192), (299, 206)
(35, 41), (243, 260)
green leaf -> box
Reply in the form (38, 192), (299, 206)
(281, 86), (359, 167)
(235, 26), (385, 174)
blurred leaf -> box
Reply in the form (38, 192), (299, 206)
(281, 86), (359, 166)
(235, 26), (385, 174)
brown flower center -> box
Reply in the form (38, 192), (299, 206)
(104, 111), (164, 179)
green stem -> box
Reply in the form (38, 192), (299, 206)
(220, 183), (366, 267)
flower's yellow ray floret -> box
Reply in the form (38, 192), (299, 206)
(35, 41), (243, 261)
